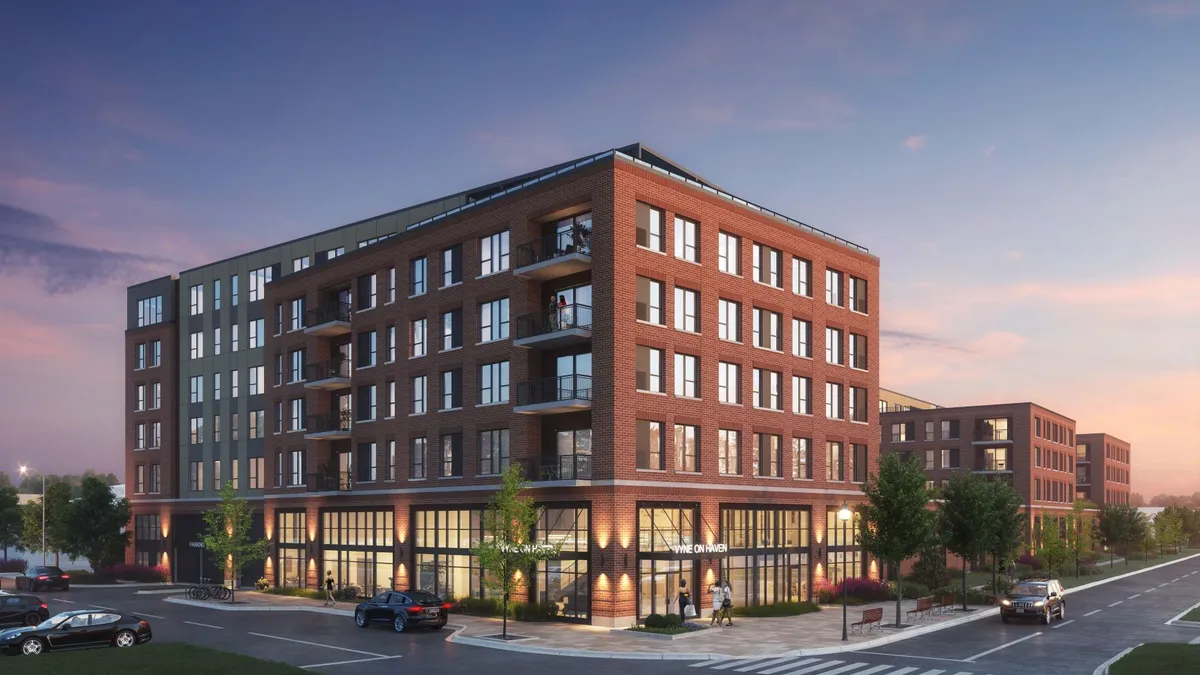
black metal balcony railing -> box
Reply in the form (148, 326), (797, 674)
(307, 411), (353, 434)
(979, 459), (1009, 472)
(515, 303), (593, 339)
(519, 454), (593, 481)
(515, 228), (591, 268)
(976, 428), (1011, 442)
(307, 360), (351, 381)
(306, 301), (352, 327)
(515, 374), (593, 407)
(308, 471), (352, 492)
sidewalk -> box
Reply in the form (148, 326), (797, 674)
(165, 591), (996, 659)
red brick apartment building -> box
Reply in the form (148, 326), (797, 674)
(125, 144), (880, 627)
(1075, 433), (1132, 506)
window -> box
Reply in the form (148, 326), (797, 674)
(231, 412), (239, 440)
(849, 276), (868, 313)
(718, 429), (741, 475)
(189, 375), (203, 403)
(825, 327), (844, 365)
(213, 327), (221, 355)
(387, 380), (396, 417)
(135, 343), (146, 370)
(359, 234), (395, 248)
(213, 414), (221, 442)
(212, 460), (222, 491)
(825, 268), (844, 306)
(674, 287), (699, 332)
(357, 273), (377, 311)
(674, 353), (699, 398)
(357, 384), (377, 421)
(441, 245), (462, 287)
(752, 307), (782, 350)
(718, 361), (741, 404)
(230, 369), (239, 398)
(385, 441), (397, 481)
(980, 418), (1011, 442)
(792, 257), (812, 297)
(289, 398), (305, 431)
(752, 368), (783, 410)
(440, 433), (462, 477)
(636, 202), (664, 251)
(479, 361), (510, 404)
(136, 296), (163, 327)
(293, 255), (310, 272)
(792, 376), (812, 415)
(636, 346), (664, 392)
(288, 450), (304, 486)
(756, 433), (781, 477)
(674, 424), (699, 472)
(851, 444), (868, 483)
(941, 419), (960, 439)
(410, 257), (427, 296)
(850, 386), (868, 423)
(358, 442), (378, 482)
(135, 422), (146, 449)
(249, 266), (273, 302)
(479, 429), (510, 475)
(411, 437), (427, 479)
(718, 231), (741, 275)
(479, 298), (509, 342)
(411, 319), (427, 357)
(441, 369), (462, 410)
(290, 297), (306, 331)
(135, 384), (147, 411)
(189, 284), (204, 315)
(825, 382), (844, 419)
(983, 448), (1008, 471)
(149, 340), (161, 367)
(249, 409), (265, 439)
(442, 309), (462, 350)
(383, 325), (396, 362)
(149, 464), (161, 493)
(412, 375), (427, 415)
(249, 318), (265, 349)
(922, 421), (935, 441)
(793, 438), (812, 479)
(752, 243), (782, 287)
(231, 324), (239, 352)
(891, 422), (914, 442)
(189, 461), (203, 491)
(275, 401), (285, 434)
(849, 333), (868, 370)
(636, 420), (664, 470)
(190, 332), (204, 359)
(357, 330), (378, 367)
(149, 421), (161, 448)
(792, 318), (812, 358)
(941, 448), (960, 468)
(479, 231), (510, 275)
(189, 417), (203, 444)
(289, 349), (304, 383)
(249, 365), (265, 395)
(636, 276), (664, 324)
(150, 382), (161, 409)
(925, 449), (935, 470)
(674, 216), (699, 262)
(274, 353), (284, 386)
(718, 298), (742, 342)
(230, 274), (239, 306)
(827, 441), (844, 481)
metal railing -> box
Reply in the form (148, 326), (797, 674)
(515, 303), (592, 339)
(307, 411), (353, 434)
(515, 374), (593, 407)
(306, 301), (352, 326)
(976, 428), (1011, 442)
(309, 471), (352, 492)
(518, 454), (593, 481)
(515, 229), (592, 269)
(307, 360), (351, 381)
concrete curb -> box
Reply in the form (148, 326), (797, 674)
(164, 596), (354, 617)
(134, 588), (189, 595)
(1065, 552), (1200, 595)
(70, 583), (181, 589)
(1093, 643), (1139, 675)
(1165, 598), (1200, 626)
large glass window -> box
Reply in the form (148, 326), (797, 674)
(276, 511), (307, 588)
(320, 510), (395, 597)
(637, 506), (695, 552)
(535, 506), (590, 621)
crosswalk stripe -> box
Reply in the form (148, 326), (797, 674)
(846, 666), (893, 675)
(714, 658), (776, 670)
(759, 658), (821, 675)
(692, 659), (731, 668)
(948, 672), (974, 675)
(883, 668), (918, 675)
(915, 670), (945, 675)
(769, 661), (844, 675)
(735, 657), (802, 672)
(816, 664), (869, 675)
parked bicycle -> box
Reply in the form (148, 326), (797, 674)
(186, 577), (232, 601)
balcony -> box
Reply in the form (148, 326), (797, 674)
(305, 360), (352, 390)
(972, 431), (1013, 444)
(518, 454), (593, 482)
(514, 374), (592, 415)
(308, 471), (352, 492)
(513, 303), (592, 349)
(513, 230), (591, 280)
(304, 411), (353, 440)
(973, 460), (1011, 474)
(304, 302), (352, 336)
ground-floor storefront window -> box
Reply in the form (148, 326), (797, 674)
(825, 550), (861, 585)
(535, 505), (590, 620)
(321, 509), (394, 596)
(413, 508), (488, 601)
(134, 515), (162, 568)
(415, 552), (490, 600)
(276, 510), (306, 588)
(637, 503), (700, 619)
(639, 559), (695, 618)
(720, 506), (810, 605)
(723, 553), (809, 607)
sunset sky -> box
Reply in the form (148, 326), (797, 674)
(0, 1), (1196, 495)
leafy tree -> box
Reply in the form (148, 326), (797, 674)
(1067, 500), (1094, 578)
(939, 472), (991, 610)
(471, 464), (562, 639)
(859, 453), (933, 627)
(911, 541), (949, 590)
(1181, 507), (1200, 546)
(0, 487), (21, 561)
(1129, 493), (1145, 507)
(20, 482), (73, 565)
(62, 476), (131, 571)
(0, 472), (12, 490)
(1154, 508), (1184, 554)
(1097, 504), (1144, 566)
(1140, 524), (1157, 560)
(1039, 518), (1068, 577)
(201, 482), (269, 604)
(985, 480), (1026, 593)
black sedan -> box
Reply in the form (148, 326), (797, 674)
(0, 610), (152, 656)
(16, 567), (70, 592)
(354, 590), (450, 632)
(0, 593), (49, 627)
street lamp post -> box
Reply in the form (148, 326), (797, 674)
(838, 501), (853, 642)
(18, 465), (46, 566)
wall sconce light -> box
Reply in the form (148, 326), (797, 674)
(598, 551), (606, 567)
(266, 541), (276, 557)
(306, 541), (316, 558)
(623, 552), (628, 568)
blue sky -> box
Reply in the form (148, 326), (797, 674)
(0, 0), (1197, 495)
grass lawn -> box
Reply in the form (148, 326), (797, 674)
(28, 643), (306, 674)
(1054, 548), (1198, 590)
(1182, 607), (1200, 622)
(1109, 643), (1200, 675)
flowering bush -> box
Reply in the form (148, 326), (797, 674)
(816, 577), (891, 604)
(255, 577), (271, 591)
(680, 621), (709, 632)
(99, 563), (170, 582)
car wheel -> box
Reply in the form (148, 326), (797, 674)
(393, 614), (407, 633)
(23, 613), (41, 627)
(430, 623), (445, 630)
(355, 611), (368, 628)
(114, 630), (137, 648)
(1059, 603), (1066, 620)
(20, 638), (44, 656)
(29, 583), (38, 593)
(1001, 614), (1010, 624)
(1041, 609), (1051, 625)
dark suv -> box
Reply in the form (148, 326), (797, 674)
(16, 567), (70, 593)
(0, 593), (50, 627)
(1000, 579), (1066, 624)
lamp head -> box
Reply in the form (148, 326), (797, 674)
(19, 465), (28, 476)
(837, 501), (852, 522)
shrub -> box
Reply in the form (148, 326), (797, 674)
(451, 597), (557, 622)
(334, 586), (361, 601)
(663, 613), (683, 628)
(680, 621), (708, 632)
(733, 601), (820, 617)
(509, 601), (558, 622)
(892, 580), (931, 600)
(0, 558), (27, 574)
(911, 548), (949, 589)
(1016, 553), (1043, 570)
(99, 563), (169, 583)
(816, 578), (892, 604)
(644, 613), (666, 629)
(263, 586), (324, 599)
(452, 597), (503, 617)
(255, 577), (270, 591)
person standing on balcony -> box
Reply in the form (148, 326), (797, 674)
(558, 295), (570, 329)
(548, 294), (560, 332)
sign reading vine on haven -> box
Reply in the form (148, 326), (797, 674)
(669, 543), (728, 555)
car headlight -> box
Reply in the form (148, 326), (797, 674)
(1034, 601), (1045, 608)
(1000, 599), (1011, 606)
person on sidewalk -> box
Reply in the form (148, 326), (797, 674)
(709, 579), (724, 626)
(678, 577), (693, 620)
(324, 571), (336, 606)
(719, 580), (733, 626)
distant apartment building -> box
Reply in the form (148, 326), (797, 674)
(1075, 433), (1132, 506)
(879, 388), (940, 413)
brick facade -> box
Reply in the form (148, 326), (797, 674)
(1075, 433), (1132, 506)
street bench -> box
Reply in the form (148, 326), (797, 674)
(850, 607), (884, 634)
(935, 592), (956, 614)
(906, 596), (935, 621)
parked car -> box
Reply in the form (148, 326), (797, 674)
(353, 590), (450, 632)
(0, 593), (49, 627)
(0, 610), (152, 656)
(999, 578), (1066, 624)
(15, 567), (70, 593)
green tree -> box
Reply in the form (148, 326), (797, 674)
(1140, 524), (1157, 560)
(1039, 519), (1068, 577)
(859, 452), (934, 627)
(985, 480), (1026, 593)
(201, 482), (269, 604)
(62, 476), (131, 571)
(0, 472), (12, 490)
(1067, 500), (1094, 578)
(1097, 504), (1144, 566)
(1181, 507), (1200, 547)
(20, 483), (73, 565)
(0, 487), (21, 561)
(939, 472), (991, 610)
(471, 464), (562, 639)
(1154, 508), (1183, 554)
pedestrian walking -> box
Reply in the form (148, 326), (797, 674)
(709, 580), (723, 626)
(719, 580), (733, 626)
(678, 578), (693, 620)
(324, 571), (336, 606)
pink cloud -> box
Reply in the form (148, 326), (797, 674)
(1140, 1), (1200, 16)
(903, 134), (928, 151)
(984, 145), (996, 158)
(1005, 274), (1200, 318)
(881, 330), (1028, 385)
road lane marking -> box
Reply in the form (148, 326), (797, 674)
(1145, 588), (1156, 593)
(134, 612), (166, 619)
(54, 599), (76, 604)
(1172, 578), (1181, 582)
(848, 667), (893, 675)
(818, 664), (870, 675)
(734, 657), (798, 672)
(1128, 594), (1141, 599)
(1052, 619), (1076, 629)
(1108, 601), (1123, 607)
(300, 655), (402, 670)
(692, 659), (731, 668)
(1159, 583), (1170, 587)
(771, 662), (843, 675)
(1192, 635), (1200, 645)
(856, 652), (966, 663)
(89, 605), (118, 610)
(912, 669), (944, 675)
(963, 632), (1042, 662)
(760, 659), (819, 675)
(184, 621), (224, 630)
(880, 668), (917, 675)
(247, 632), (385, 657)
(1084, 609), (1102, 617)
(715, 658), (774, 670)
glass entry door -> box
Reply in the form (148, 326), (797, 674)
(638, 559), (694, 618)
